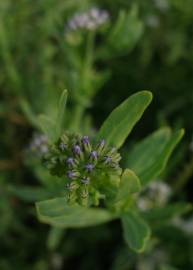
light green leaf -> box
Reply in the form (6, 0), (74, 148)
(56, 89), (68, 137)
(127, 129), (184, 186)
(38, 114), (57, 143)
(121, 210), (150, 252)
(115, 169), (141, 203)
(36, 197), (115, 228)
(37, 90), (68, 143)
(96, 91), (152, 148)
(19, 98), (38, 128)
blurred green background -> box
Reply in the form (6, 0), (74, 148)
(0, 0), (193, 269)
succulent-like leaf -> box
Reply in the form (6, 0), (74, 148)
(96, 91), (152, 148)
(36, 197), (115, 228)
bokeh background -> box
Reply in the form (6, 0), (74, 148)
(1, 0), (193, 269)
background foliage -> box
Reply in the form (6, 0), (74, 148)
(0, 0), (193, 269)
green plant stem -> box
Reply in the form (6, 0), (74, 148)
(71, 31), (95, 132)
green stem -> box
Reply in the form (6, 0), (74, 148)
(71, 31), (95, 132)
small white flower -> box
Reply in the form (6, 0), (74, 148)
(65, 7), (109, 32)
(146, 15), (160, 28)
(154, 0), (169, 11)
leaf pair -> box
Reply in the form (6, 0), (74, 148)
(35, 90), (184, 253)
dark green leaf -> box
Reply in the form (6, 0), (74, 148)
(47, 227), (65, 250)
(8, 185), (52, 202)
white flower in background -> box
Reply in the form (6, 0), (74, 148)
(138, 180), (171, 210)
(29, 133), (48, 156)
(173, 217), (193, 235)
(154, 0), (169, 11)
(146, 15), (160, 28)
(66, 7), (109, 32)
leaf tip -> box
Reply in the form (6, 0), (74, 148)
(142, 90), (153, 102)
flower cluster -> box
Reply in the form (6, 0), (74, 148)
(29, 133), (48, 157)
(65, 7), (109, 32)
(43, 133), (122, 206)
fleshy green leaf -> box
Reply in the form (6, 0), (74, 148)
(121, 210), (150, 252)
(96, 91), (152, 148)
(115, 169), (141, 203)
(127, 128), (184, 186)
(36, 197), (115, 228)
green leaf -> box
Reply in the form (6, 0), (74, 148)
(96, 91), (152, 148)
(56, 89), (68, 137)
(37, 90), (68, 143)
(47, 226), (65, 251)
(8, 185), (52, 202)
(38, 114), (57, 143)
(127, 128), (184, 186)
(19, 98), (38, 128)
(115, 169), (141, 203)
(108, 6), (143, 54)
(121, 210), (150, 252)
(36, 197), (115, 228)
(142, 203), (192, 224)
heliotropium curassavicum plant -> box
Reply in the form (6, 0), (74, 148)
(35, 90), (184, 253)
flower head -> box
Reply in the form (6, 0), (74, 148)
(65, 7), (109, 32)
(43, 133), (122, 206)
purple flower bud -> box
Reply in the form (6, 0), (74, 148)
(66, 157), (75, 167)
(98, 139), (105, 147)
(81, 136), (89, 145)
(72, 144), (81, 155)
(90, 150), (98, 160)
(67, 170), (77, 179)
(85, 163), (94, 172)
(80, 176), (90, 185)
(104, 156), (112, 164)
